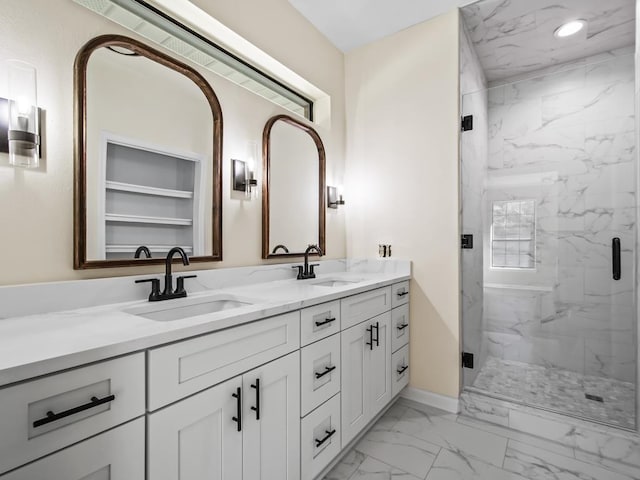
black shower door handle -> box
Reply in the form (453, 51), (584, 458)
(612, 237), (621, 281)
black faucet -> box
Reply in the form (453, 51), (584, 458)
(134, 245), (152, 259)
(135, 247), (197, 302)
(292, 244), (323, 280)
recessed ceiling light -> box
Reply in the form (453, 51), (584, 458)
(554, 20), (586, 38)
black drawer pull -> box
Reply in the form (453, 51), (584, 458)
(315, 317), (336, 327)
(315, 365), (336, 379)
(33, 394), (115, 428)
(397, 365), (409, 375)
(366, 325), (373, 350)
(373, 321), (380, 347)
(315, 428), (336, 447)
(232, 387), (242, 432)
(397, 323), (409, 331)
(250, 378), (260, 420)
(397, 291), (409, 297)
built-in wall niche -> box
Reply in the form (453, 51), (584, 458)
(98, 136), (205, 261)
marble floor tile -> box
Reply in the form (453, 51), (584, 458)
(471, 357), (635, 428)
(503, 440), (635, 480)
(425, 448), (529, 480)
(456, 413), (575, 458)
(324, 399), (640, 480)
(354, 429), (439, 478)
(393, 405), (508, 467)
(348, 456), (421, 480)
(324, 449), (366, 480)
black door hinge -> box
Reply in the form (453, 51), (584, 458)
(462, 352), (474, 369)
(461, 234), (473, 249)
(461, 115), (473, 131)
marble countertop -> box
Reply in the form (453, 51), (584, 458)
(0, 269), (409, 388)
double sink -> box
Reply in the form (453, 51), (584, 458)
(124, 276), (365, 322)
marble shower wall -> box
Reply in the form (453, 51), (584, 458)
(460, 19), (489, 387)
(481, 52), (637, 383)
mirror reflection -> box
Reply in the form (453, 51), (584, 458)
(262, 115), (325, 258)
(75, 35), (222, 268)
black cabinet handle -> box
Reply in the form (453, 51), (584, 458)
(232, 387), (242, 432)
(33, 394), (115, 428)
(315, 428), (336, 447)
(366, 325), (373, 350)
(397, 323), (409, 331)
(397, 365), (409, 375)
(373, 322), (380, 347)
(250, 379), (260, 420)
(397, 291), (409, 297)
(315, 317), (336, 327)
(613, 237), (621, 280)
(315, 365), (336, 379)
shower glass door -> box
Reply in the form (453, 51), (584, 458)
(460, 52), (637, 429)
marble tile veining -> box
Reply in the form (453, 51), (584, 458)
(324, 398), (639, 480)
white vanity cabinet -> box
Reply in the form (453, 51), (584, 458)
(341, 311), (392, 446)
(148, 351), (300, 480)
(1, 418), (145, 480)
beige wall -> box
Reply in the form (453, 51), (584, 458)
(344, 11), (461, 397)
(0, 0), (346, 285)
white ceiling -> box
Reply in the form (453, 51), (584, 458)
(288, 0), (471, 52)
(461, 0), (636, 81)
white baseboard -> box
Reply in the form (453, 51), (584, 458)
(400, 387), (459, 413)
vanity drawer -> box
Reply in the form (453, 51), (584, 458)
(301, 393), (341, 480)
(391, 304), (410, 353)
(391, 281), (410, 308)
(301, 334), (341, 416)
(341, 286), (392, 330)
(300, 300), (341, 347)
(148, 311), (300, 410)
(392, 345), (410, 398)
(0, 418), (145, 480)
(0, 353), (145, 475)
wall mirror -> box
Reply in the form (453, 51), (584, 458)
(262, 114), (326, 259)
(74, 35), (223, 269)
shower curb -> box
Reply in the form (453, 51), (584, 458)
(460, 390), (640, 469)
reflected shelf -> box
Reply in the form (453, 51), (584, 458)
(105, 181), (194, 199)
(105, 213), (193, 226)
(105, 245), (193, 254)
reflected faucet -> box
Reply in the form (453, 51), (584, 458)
(272, 244), (290, 254)
(134, 245), (152, 259)
(292, 244), (324, 280)
(135, 246), (197, 302)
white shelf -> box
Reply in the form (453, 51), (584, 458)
(105, 245), (194, 254)
(105, 213), (193, 226)
(106, 181), (194, 199)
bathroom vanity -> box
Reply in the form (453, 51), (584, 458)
(0, 260), (410, 479)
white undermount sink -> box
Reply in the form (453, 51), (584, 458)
(310, 277), (365, 288)
(124, 294), (258, 321)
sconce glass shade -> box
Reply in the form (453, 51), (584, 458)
(7, 60), (39, 168)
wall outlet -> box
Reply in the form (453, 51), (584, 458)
(378, 244), (392, 258)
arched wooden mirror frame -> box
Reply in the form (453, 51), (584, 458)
(73, 35), (223, 269)
(262, 114), (326, 259)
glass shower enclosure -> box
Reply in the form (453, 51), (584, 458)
(460, 52), (638, 429)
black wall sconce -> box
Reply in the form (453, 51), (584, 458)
(2, 61), (42, 168)
(232, 158), (257, 198)
(327, 185), (345, 209)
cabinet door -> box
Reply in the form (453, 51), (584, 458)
(1, 418), (144, 480)
(341, 320), (370, 446)
(243, 351), (300, 480)
(147, 377), (243, 480)
(368, 311), (392, 418)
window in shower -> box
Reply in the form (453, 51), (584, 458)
(491, 200), (535, 269)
